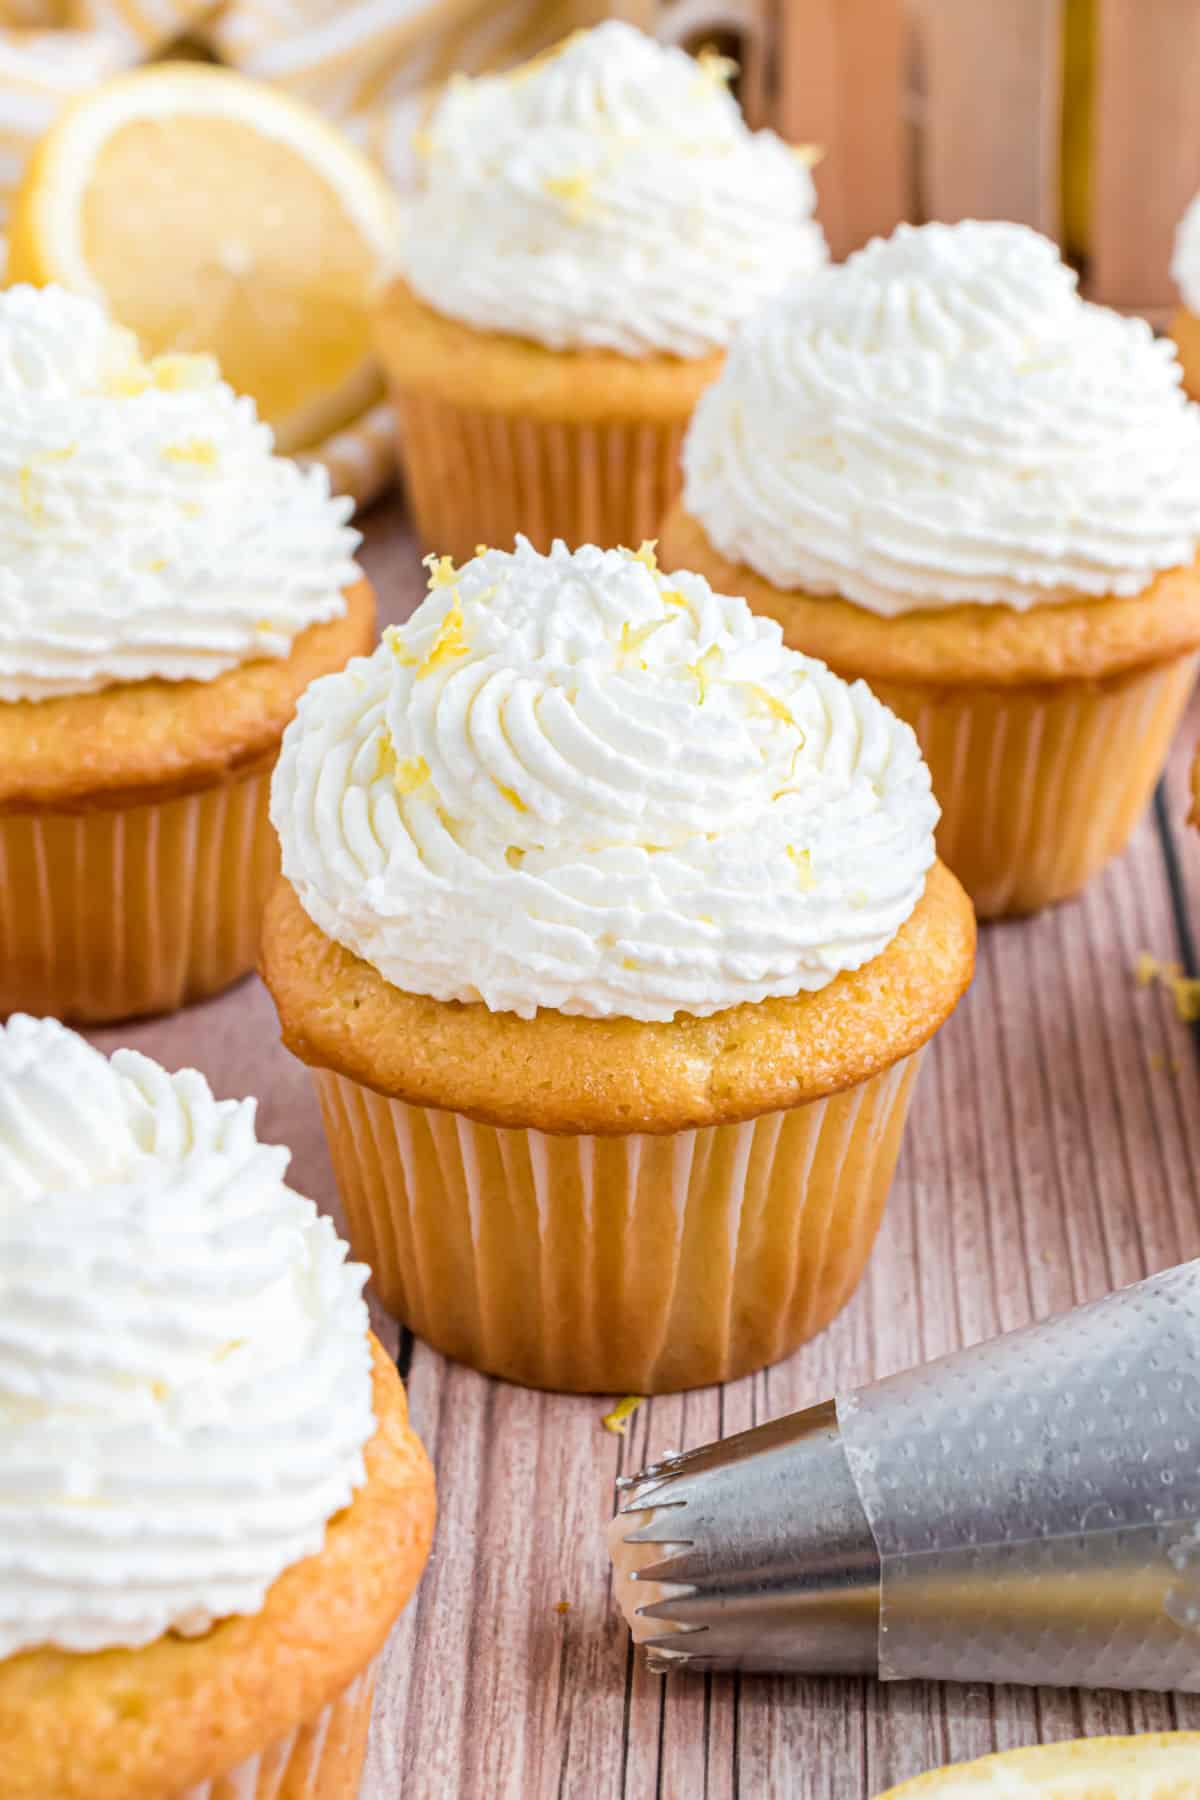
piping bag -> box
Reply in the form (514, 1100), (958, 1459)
(608, 1259), (1200, 1688)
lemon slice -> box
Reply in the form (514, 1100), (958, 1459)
(8, 63), (400, 453)
(875, 1733), (1200, 1798)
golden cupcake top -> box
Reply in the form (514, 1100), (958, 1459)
(271, 537), (939, 1025)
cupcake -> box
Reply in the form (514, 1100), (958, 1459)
(375, 22), (825, 563)
(262, 539), (974, 1394)
(0, 284), (373, 1022)
(1171, 194), (1200, 400)
(664, 221), (1200, 918)
(0, 1016), (434, 1800)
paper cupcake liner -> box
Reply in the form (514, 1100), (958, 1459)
(177, 1656), (377, 1800)
(0, 763), (277, 1024)
(875, 652), (1199, 918)
(313, 1052), (924, 1394)
(390, 385), (690, 563)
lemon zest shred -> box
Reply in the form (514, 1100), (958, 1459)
(416, 591), (470, 678)
(163, 438), (218, 468)
(621, 539), (658, 572)
(384, 624), (418, 667)
(505, 845), (525, 868)
(152, 353), (212, 392)
(618, 617), (668, 665)
(786, 845), (815, 890)
(394, 754), (431, 796)
(697, 46), (739, 85)
(688, 643), (722, 703)
(661, 586), (689, 609)
(743, 681), (796, 726)
(496, 782), (527, 813)
(601, 1395), (645, 1435)
(1171, 974), (1200, 1023)
(18, 466), (43, 522)
(374, 730), (397, 780)
(545, 170), (595, 217)
(423, 551), (458, 589)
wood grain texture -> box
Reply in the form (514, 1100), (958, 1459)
(915, 0), (1063, 235)
(773, 0), (907, 260)
(1089, 0), (1200, 310)
(87, 501), (1200, 1798)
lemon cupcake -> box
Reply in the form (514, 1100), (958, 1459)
(0, 1015), (434, 1800)
(0, 284), (373, 1022)
(665, 221), (1200, 918)
(375, 21), (825, 563)
(262, 539), (974, 1394)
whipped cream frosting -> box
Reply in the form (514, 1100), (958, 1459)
(0, 1016), (373, 1658)
(684, 220), (1200, 613)
(1173, 193), (1200, 314)
(399, 21), (826, 358)
(271, 539), (937, 1022)
(0, 284), (359, 702)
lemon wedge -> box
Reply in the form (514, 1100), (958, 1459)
(8, 63), (399, 453)
(874, 1733), (1200, 1798)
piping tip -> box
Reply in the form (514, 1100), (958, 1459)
(609, 1401), (881, 1674)
(609, 1261), (1200, 1689)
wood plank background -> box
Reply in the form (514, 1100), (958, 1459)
(90, 501), (1200, 1798)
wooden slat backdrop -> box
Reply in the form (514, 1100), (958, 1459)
(740, 0), (1200, 315)
(1089, 0), (1200, 312)
(89, 502), (1200, 1798)
(915, 0), (1063, 238)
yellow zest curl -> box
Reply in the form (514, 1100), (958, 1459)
(384, 624), (417, 667)
(786, 845), (815, 890)
(163, 438), (218, 468)
(688, 644), (722, 703)
(423, 552), (458, 589)
(416, 591), (470, 678)
(394, 755), (431, 796)
(601, 1395), (645, 1436)
(618, 617), (668, 666)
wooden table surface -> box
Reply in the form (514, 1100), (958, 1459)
(91, 499), (1200, 1799)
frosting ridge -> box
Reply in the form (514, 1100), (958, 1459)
(0, 1016), (373, 1657)
(399, 21), (826, 358)
(0, 284), (359, 702)
(684, 220), (1200, 613)
(271, 538), (938, 1022)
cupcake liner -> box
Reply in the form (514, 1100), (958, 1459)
(177, 1656), (377, 1800)
(391, 385), (689, 562)
(875, 652), (1199, 918)
(313, 1052), (924, 1394)
(0, 762), (277, 1024)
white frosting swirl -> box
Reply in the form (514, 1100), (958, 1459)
(271, 539), (937, 1022)
(1173, 192), (1200, 315)
(0, 1016), (373, 1658)
(684, 220), (1200, 613)
(399, 21), (826, 358)
(0, 284), (360, 702)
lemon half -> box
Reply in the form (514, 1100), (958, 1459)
(876, 1733), (1200, 1799)
(8, 62), (400, 453)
